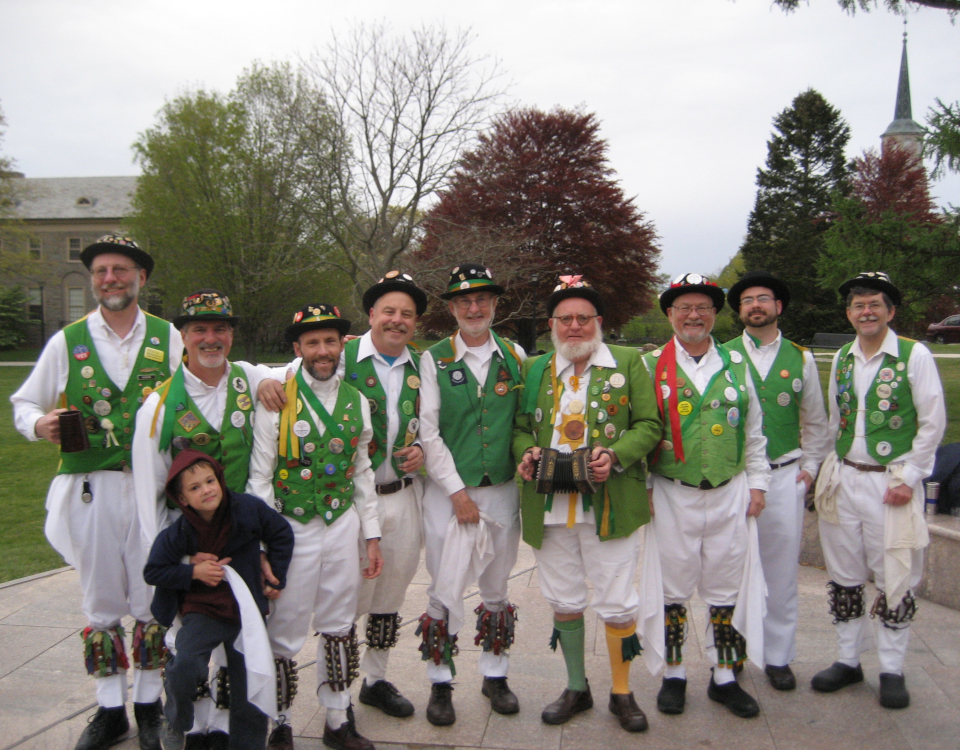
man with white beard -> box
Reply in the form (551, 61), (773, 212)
(11, 234), (182, 750)
(513, 276), (661, 733)
(416, 264), (525, 726)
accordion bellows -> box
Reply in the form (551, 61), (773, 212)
(535, 447), (598, 495)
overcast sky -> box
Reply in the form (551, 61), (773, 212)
(1, 0), (957, 280)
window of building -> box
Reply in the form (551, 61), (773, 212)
(29, 237), (41, 260)
(76, 197), (92, 207)
(67, 288), (86, 322)
(27, 288), (43, 322)
(68, 237), (82, 261)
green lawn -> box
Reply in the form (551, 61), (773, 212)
(2, 353), (958, 584)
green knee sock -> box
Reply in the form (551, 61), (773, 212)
(552, 617), (587, 692)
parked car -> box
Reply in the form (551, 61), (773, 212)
(927, 315), (960, 344)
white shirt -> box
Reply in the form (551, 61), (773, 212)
(247, 365), (380, 539)
(11, 307), (184, 441)
(827, 328), (945, 490)
(419, 331), (527, 498)
(739, 331), (831, 476)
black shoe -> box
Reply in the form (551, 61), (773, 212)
(764, 664), (797, 691)
(75, 706), (130, 750)
(879, 673), (910, 709)
(541, 682), (593, 725)
(426, 682), (456, 726)
(205, 731), (228, 750)
(267, 723), (294, 750)
(608, 692), (648, 732)
(707, 673), (760, 718)
(134, 700), (163, 750)
(359, 678), (415, 717)
(811, 662), (864, 693)
(183, 734), (210, 750)
(482, 677), (520, 715)
(322, 721), (374, 750)
(159, 720), (185, 750)
(656, 677), (687, 715)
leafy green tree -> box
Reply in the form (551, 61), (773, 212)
(0, 285), (28, 349)
(739, 89), (852, 342)
(925, 99), (960, 178)
(773, 0), (959, 15)
(130, 62), (349, 358)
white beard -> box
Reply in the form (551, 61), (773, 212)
(551, 325), (603, 363)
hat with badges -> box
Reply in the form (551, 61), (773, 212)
(659, 272), (725, 314)
(440, 263), (504, 300)
(726, 269), (790, 313)
(838, 271), (902, 308)
(173, 288), (240, 330)
(362, 271), (428, 316)
(80, 233), (155, 279)
(546, 274), (605, 317)
(285, 303), (351, 343)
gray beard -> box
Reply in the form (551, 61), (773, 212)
(551, 325), (603, 363)
(304, 360), (337, 382)
(95, 278), (140, 312)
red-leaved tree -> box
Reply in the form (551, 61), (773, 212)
(851, 143), (941, 223)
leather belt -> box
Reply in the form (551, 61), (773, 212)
(842, 458), (886, 473)
(376, 477), (414, 495)
(770, 457), (799, 470)
(674, 477), (731, 491)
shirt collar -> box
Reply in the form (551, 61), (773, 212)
(453, 330), (500, 362)
(555, 342), (617, 375)
(91, 306), (145, 342)
(299, 364), (341, 396)
(742, 329), (781, 354)
(182, 361), (229, 394)
(851, 327), (899, 362)
(674, 335), (718, 365)
(358, 330), (417, 371)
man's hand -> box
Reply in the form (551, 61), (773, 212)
(647, 487), (655, 517)
(884, 483), (914, 507)
(797, 470), (814, 493)
(394, 445), (424, 474)
(189, 552), (218, 565)
(362, 538), (384, 579)
(589, 447), (616, 484)
(450, 488), (480, 524)
(35, 408), (69, 443)
(517, 447), (541, 482)
(192, 556), (232, 587)
(261, 552), (281, 599)
(257, 378), (288, 413)
(746, 489), (766, 518)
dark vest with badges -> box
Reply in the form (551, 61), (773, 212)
(154, 362), (253, 492)
(643, 341), (748, 488)
(835, 337), (918, 464)
(725, 335), (805, 460)
(59, 313), (172, 473)
(343, 337), (420, 474)
(274, 370), (361, 525)
(429, 332), (521, 487)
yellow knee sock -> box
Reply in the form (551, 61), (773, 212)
(605, 622), (638, 695)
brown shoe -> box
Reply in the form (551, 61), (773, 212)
(322, 721), (375, 750)
(541, 682), (593, 725)
(267, 723), (294, 750)
(608, 692), (648, 732)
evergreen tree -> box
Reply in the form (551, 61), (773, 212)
(739, 89), (851, 342)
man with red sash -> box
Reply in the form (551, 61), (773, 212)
(810, 272), (945, 709)
(725, 270), (830, 691)
(417, 264), (525, 726)
(133, 289), (274, 749)
(247, 304), (382, 750)
(514, 276), (662, 733)
(643, 273), (769, 719)
(11, 235), (182, 750)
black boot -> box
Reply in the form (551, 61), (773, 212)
(75, 706), (130, 750)
(134, 700), (163, 750)
(426, 682), (456, 726)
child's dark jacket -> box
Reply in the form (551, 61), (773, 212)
(144, 490), (294, 627)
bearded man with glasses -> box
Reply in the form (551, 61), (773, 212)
(643, 273), (770, 719)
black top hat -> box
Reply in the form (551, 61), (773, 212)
(284, 303), (351, 343)
(362, 271), (428, 316)
(173, 289), (241, 330)
(727, 270), (791, 313)
(546, 274), (605, 317)
(838, 271), (902, 307)
(659, 273), (726, 314)
(439, 263), (505, 300)
(80, 234), (155, 279)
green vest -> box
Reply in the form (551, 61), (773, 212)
(343, 337), (420, 474)
(834, 337), (918, 465)
(155, 362), (253, 493)
(274, 371), (361, 525)
(430, 332), (521, 487)
(644, 343), (747, 487)
(59, 313), (172, 473)
(725, 335), (806, 460)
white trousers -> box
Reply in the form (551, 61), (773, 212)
(756, 463), (805, 666)
(422, 478), (520, 682)
(267, 509), (362, 709)
(534, 523), (641, 622)
(819, 464), (923, 674)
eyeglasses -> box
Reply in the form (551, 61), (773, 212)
(849, 302), (887, 314)
(452, 294), (494, 310)
(672, 305), (715, 316)
(552, 314), (598, 327)
(91, 265), (139, 280)
(740, 295), (774, 306)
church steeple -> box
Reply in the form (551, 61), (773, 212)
(881, 28), (924, 157)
